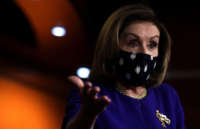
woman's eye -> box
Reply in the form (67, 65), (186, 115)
(128, 39), (139, 47)
(148, 41), (158, 49)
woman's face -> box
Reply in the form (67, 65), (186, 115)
(119, 22), (160, 57)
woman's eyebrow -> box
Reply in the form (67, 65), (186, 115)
(150, 35), (160, 40)
(124, 32), (140, 39)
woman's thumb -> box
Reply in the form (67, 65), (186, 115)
(67, 75), (84, 88)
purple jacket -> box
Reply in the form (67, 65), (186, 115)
(61, 83), (186, 129)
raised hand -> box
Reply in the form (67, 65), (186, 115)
(67, 76), (111, 116)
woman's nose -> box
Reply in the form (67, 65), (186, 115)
(139, 44), (149, 55)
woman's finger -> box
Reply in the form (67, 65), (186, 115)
(99, 95), (111, 106)
(67, 75), (84, 89)
(83, 81), (92, 96)
(89, 86), (100, 100)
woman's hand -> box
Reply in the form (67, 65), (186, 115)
(67, 76), (111, 116)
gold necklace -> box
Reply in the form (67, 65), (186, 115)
(115, 86), (147, 99)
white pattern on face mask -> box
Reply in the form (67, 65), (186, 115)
(144, 65), (148, 72)
(130, 53), (136, 60)
(135, 66), (141, 74)
(119, 58), (124, 66)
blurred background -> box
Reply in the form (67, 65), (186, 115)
(0, 0), (199, 129)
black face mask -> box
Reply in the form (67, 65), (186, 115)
(108, 50), (158, 87)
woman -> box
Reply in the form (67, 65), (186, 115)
(61, 4), (186, 129)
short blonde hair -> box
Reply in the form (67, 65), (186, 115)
(89, 4), (171, 88)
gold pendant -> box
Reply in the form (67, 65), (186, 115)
(156, 110), (171, 128)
